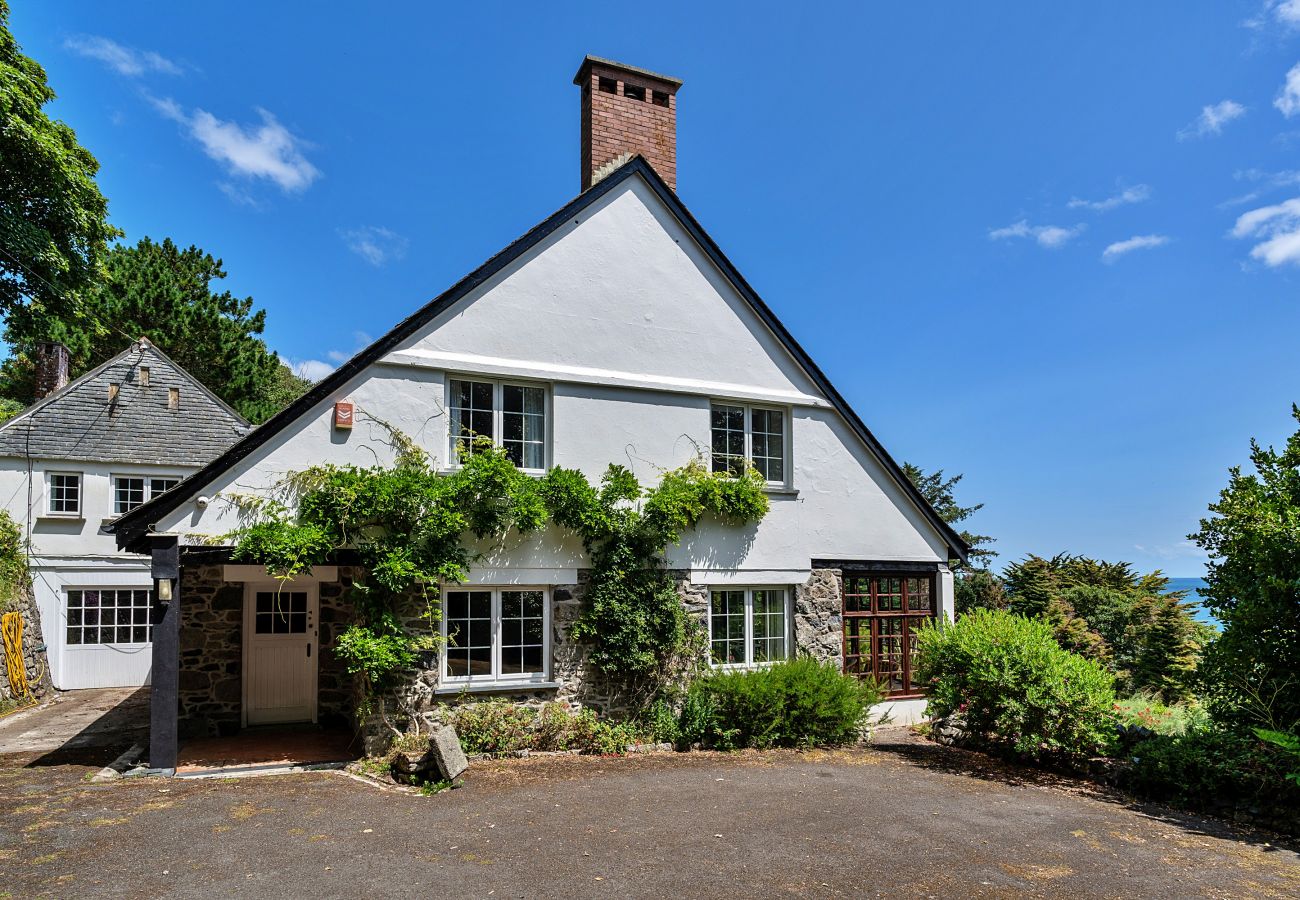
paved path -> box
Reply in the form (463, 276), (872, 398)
(1, 733), (1296, 898)
(0, 687), (146, 765)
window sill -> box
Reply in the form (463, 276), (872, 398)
(761, 485), (798, 498)
(37, 514), (84, 523)
(434, 680), (560, 695)
(436, 467), (548, 479)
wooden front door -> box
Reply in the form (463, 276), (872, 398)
(243, 584), (318, 726)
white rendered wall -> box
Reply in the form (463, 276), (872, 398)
(147, 174), (952, 578)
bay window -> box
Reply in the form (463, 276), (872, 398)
(842, 573), (934, 697)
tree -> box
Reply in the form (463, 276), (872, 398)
(0, 1), (118, 324)
(902, 462), (997, 568)
(1192, 405), (1300, 732)
(2, 237), (309, 422)
(1002, 553), (1202, 701)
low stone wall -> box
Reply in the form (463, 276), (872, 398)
(0, 578), (52, 704)
(795, 568), (843, 666)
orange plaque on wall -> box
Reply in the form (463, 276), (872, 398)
(334, 400), (354, 430)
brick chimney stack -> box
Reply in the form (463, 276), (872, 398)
(33, 342), (70, 401)
(575, 56), (682, 192)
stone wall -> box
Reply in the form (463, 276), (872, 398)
(0, 577), (52, 704)
(794, 568), (843, 666)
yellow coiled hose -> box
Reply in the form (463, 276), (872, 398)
(2, 611), (31, 700)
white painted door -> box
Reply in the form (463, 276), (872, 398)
(244, 584), (318, 725)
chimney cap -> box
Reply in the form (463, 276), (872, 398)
(573, 55), (683, 89)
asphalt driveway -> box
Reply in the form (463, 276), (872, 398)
(0, 687), (147, 767)
(1, 731), (1297, 899)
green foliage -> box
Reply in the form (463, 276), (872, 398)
(1191, 405), (1300, 733)
(0, 509), (26, 612)
(1, 237), (307, 422)
(915, 609), (1118, 762)
(1124, 726), (1300, 827)
(641, 699), (681, 745)
(231, 433), (769, 710)
(1002, 554), (1202, 701)
(438, 700), (643, 756)
(679, 658), (880, 749)
(1254, 729), (1300, 787)
(953, 569), (1007, 616)
(902, 462), (996, 568)
(543, 459), (768, 699)
(0, 2), (118, 327)
(1111, 696), (1208, 737)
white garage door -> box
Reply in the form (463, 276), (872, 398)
(59, 586), (155, 689)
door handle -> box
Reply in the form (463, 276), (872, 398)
(307, 643), (312, 658)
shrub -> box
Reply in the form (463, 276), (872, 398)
(915, 609), (1118, 762)
(436, 699), (645, 756)
(1112, 695), (1208, 737)
(1124, 725), (1300, 831)
(685, 657), (881, 749)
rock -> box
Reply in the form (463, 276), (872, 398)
(429, 724), (468, 781)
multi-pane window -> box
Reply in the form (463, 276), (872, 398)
(66, 589), (154, 645)
(442, 587), (549, 684)
(710, 404), (786, 483)
(48, 472), (81, 515)
(254, 591), (308, 634)
(708, 587), (789, 667)
(842, 574), (934, 697)
(448, 378), (547, 470)
(114, 476), (181, 514)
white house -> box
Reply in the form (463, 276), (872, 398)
(111, 58), (969, 768)
(0, 339), (250, 690)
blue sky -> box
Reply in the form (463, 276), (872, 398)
(13, 2), (1300, 576)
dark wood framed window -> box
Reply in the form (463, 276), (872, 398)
(842, 572), (934, 698)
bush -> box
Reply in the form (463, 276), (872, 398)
(436, 699), (644, 756)
(1123, 725), (1300, 832)
(915, 609), (1118, 762)
(1112, 695), (1208, 737)
(684, 657), (881, 749)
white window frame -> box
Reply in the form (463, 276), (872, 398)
(439, 585), (552, 687)
(709, 402), (790, 487)
(111, 474), (181, 515)
(64, 587), (155, 648)
(445, 377), (550, 473)
(707, 586), (792, 669)
(45, 471), (83, 517)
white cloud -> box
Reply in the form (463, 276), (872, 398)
(1102, 234), (1170, 262)
(1279, 0), (1300, 26)
(64, 35), (180, 77)
(1276, 63), (1300, 117)
(1067, 184), (1151, 212)
(1177, 100), (1247, 140)
(150, 96), (320, 194)
(1231, 196), (1300, 267)
(989, 220), (1085, 249)
(340, 227), (409, 267)
(325, 332), (373, 364)
(277, 354), (335, 383)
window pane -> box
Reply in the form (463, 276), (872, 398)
(50, 474), (81, 514)
(445, 590), (496, 679)
(115, 477), (146, 514)
(750, 409), (784, 483)
(752, 589), (787, 662)
(502, 385), (545, 470)
(449, 379), (495, 463)
(709, 589), (746, 664)
(501, 589), (545, 675)
(150, 478), (180, 498)
(67, 588), (154, 645)
(710, 405), (746, 476)
(906, 578), (932, 612)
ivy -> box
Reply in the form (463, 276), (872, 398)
(229, 430), (769, 714)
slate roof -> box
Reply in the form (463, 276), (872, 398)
(0, 339), (250, 467)
(111, 158), (970, 561)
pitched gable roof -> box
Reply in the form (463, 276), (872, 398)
(0, 339), (250, 467)
(111, 158), (969, 561)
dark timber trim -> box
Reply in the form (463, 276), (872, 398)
(109, 157), (969, 561)
(811, 560), (943, 573)
(149, 535), (180, 771)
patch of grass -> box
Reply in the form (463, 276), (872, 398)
(417, 777), (459, 796)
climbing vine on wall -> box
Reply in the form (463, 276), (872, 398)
(228, 430), (769, 712)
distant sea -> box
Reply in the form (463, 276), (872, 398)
(1165, 576), (1217, 626)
